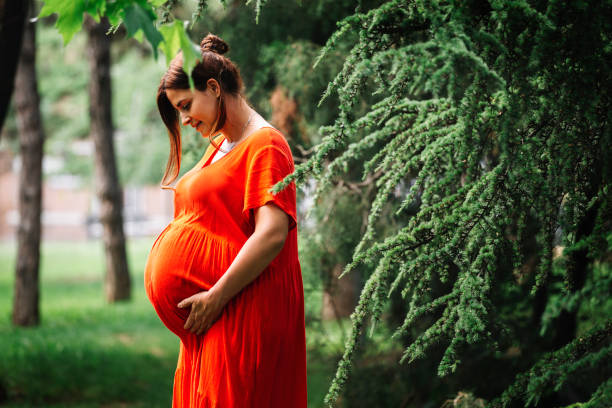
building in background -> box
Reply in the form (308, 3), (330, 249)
(0, 150), (172, 241)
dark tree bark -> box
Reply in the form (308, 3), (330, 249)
(322, 263), (359, 320)
(84, 16), (131, 302)
(12, 3), (43, 326)
(0, 0), (28, 134)
(550, 187), (601, 349)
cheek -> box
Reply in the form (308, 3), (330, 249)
(194, 105), (214, 125)
(206, 103), (218, 121)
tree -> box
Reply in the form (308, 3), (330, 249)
(84, 15), (131, 302)
(0, 0), (29, 133)
(272, 0), (611, 406)
(12, 0), (44, 326)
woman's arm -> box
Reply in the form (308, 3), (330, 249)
(178, 203), (290, 335)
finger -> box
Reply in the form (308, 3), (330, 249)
(191, 317), (202, 334)
(198, 317), (213, 335)
(193, 311), (208, 334)
(177, 295), (194, 308)
(184, 312), (195, 331)
(197, 321), (210, 336)
(197, 314), (210, 335)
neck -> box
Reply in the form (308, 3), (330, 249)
(220, 95), (253, 143)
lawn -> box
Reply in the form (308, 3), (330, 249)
(0, 239), (338, 407)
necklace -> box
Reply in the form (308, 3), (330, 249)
(235, 111), (254, 144)
(227, 112), (254, 149)
(220, 111), (254, 155)
(210, 112), (255, 164)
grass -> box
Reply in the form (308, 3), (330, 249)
(0, 239), (339, 407)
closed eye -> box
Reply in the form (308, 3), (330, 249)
(177, 100), (191, 112)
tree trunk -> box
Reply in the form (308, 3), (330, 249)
(322, 264), (360, 320)
(550, 197), (600, 349)
(12, 2), (43, 326)
(84, 16), (131, 302)
(0, 0), (29, 134)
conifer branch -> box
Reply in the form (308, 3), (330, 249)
(271, 0), (612, 405)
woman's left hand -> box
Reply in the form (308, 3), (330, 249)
(178, 289), (226, 335)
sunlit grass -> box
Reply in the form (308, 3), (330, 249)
(0, 238), (177, 407)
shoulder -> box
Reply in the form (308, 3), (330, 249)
(247, 127), (288, 148)
(245, 127), (292, 158)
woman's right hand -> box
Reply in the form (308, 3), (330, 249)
(178, 289), (227, 335)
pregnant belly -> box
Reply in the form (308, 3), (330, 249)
(144, 223), (239, 339)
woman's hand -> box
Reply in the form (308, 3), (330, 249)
(177, 290), (226, 335)
(177, 204), (289, 336)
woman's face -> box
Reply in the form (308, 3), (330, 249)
(165, 80), (220, 135)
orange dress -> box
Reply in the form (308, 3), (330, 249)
(144, 127), (307, 407)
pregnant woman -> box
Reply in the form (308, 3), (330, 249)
(144, 34), (307, 407)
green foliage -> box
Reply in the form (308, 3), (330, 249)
(37, 0), (265, 74)
(573, 377), (612, 408)
(493, 321), (612, 407)
(158, 19), (198, 87)
(39, 0), (105, 43)
(39, 0), (163, 46)
(540, 260), (612, 337)
(123, 2), (164, 58)
(272, 0), (612, 406)
(38, 0), (190, 79)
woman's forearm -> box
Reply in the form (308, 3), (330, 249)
(208, 227), (285, 305)
(207, 203), (290, 307)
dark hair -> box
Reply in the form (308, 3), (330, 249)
(157, 33), (244, 187)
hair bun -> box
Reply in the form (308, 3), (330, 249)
(200, 34), (229, 55)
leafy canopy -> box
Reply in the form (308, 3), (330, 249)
(39, 0), (209, 86)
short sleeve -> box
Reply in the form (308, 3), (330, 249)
(243, 145), (297, 230)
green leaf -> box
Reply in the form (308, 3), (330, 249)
(159, 20), (199, 88)
(123, 3), (163, 58)
(39, 0), (86, 44)
(158, 21), (181, 65)
(105, 0), (130, 26)
(83, 0), (107, 21)
(150, 0), (167, 6)
(133, 30), (145, 43)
